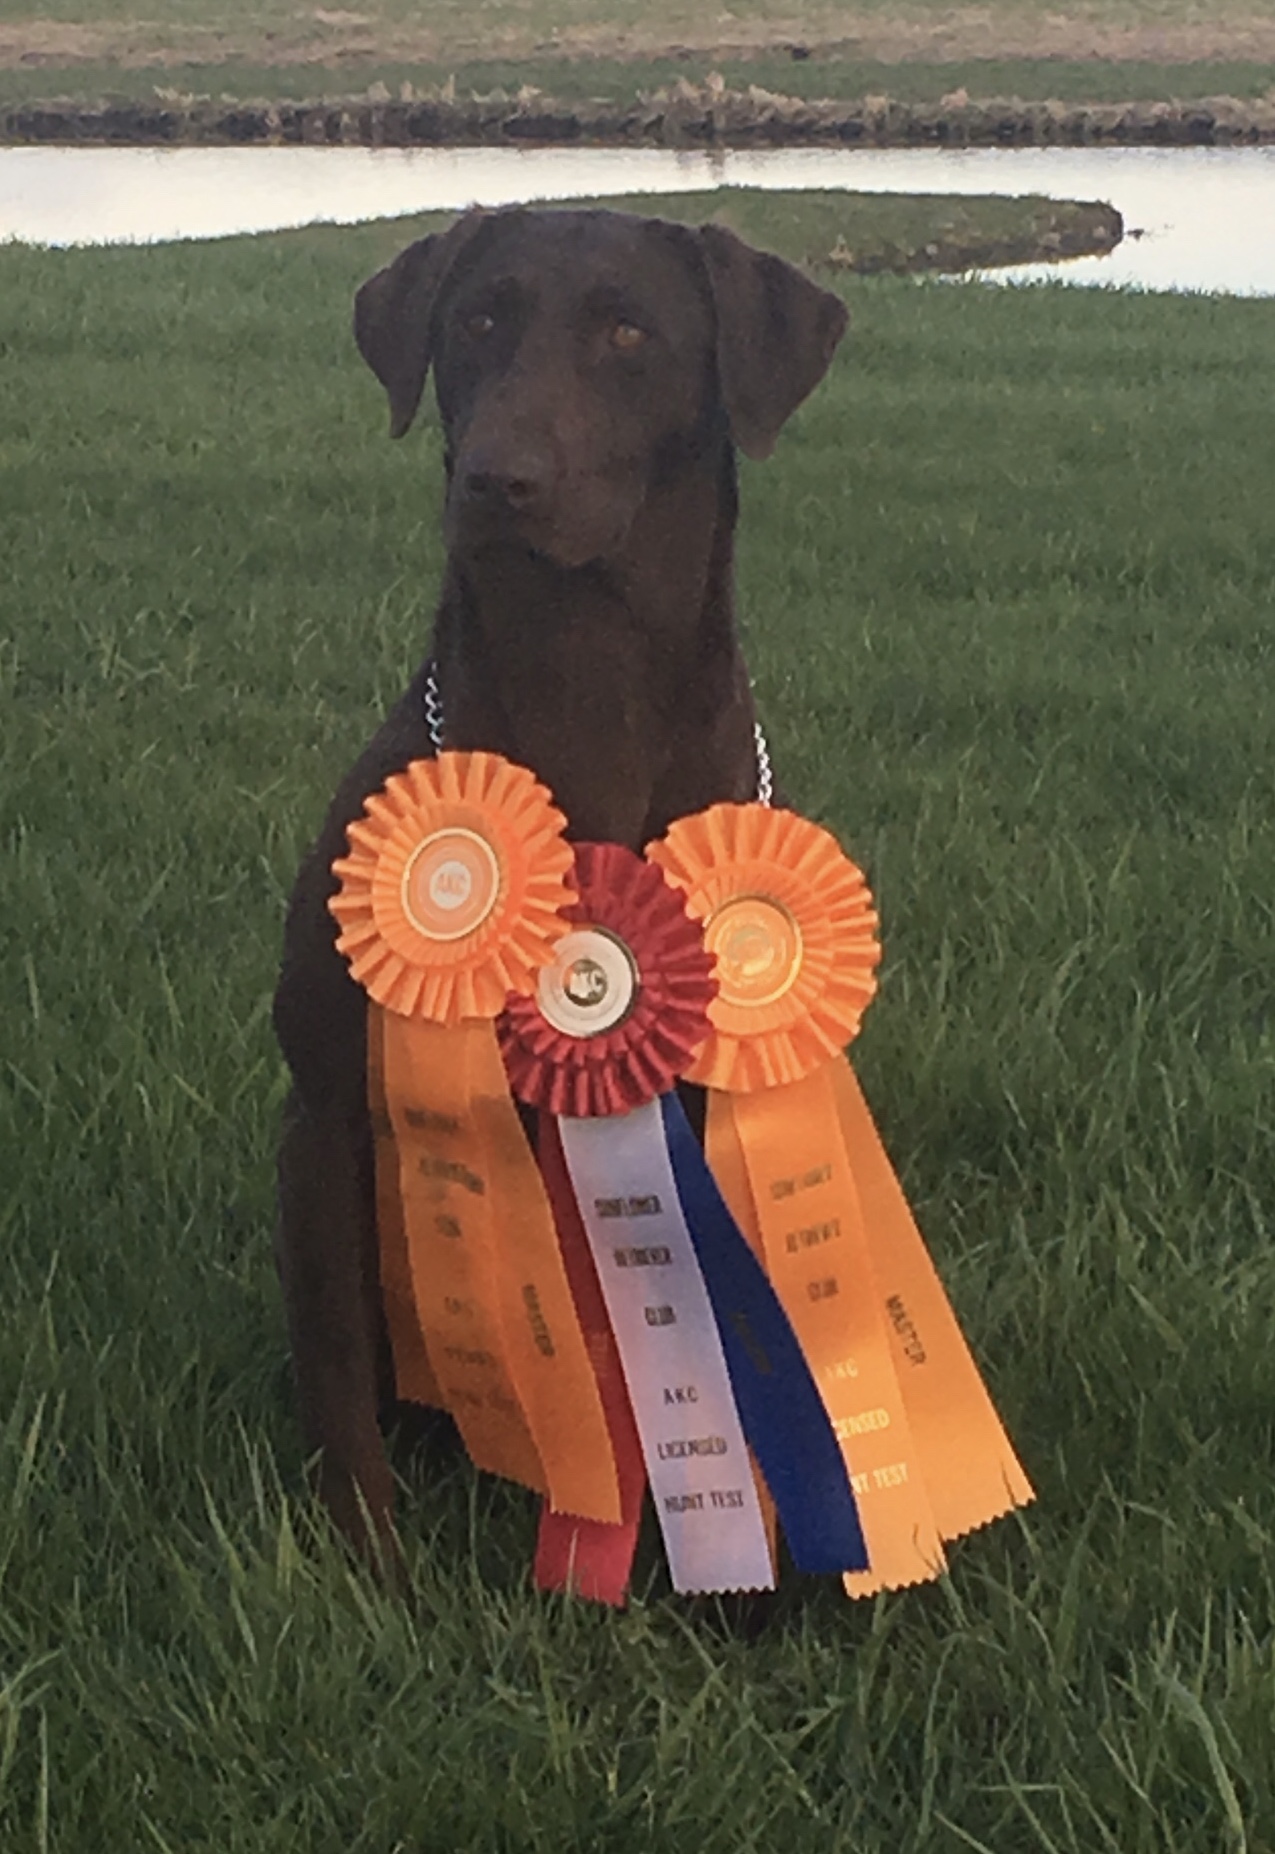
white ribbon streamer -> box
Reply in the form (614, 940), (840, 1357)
(558, 1102), (775, 1595)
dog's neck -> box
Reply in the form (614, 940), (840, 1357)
(432, 449), (758, 849)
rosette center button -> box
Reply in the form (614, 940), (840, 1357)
(537, 927), (638, 1038)
(564, 958), (608, 1007)
(402, 828), (501, 942)
(705, 895), (803, 1009)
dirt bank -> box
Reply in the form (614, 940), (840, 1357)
(823, 200), (1123, 275)
(5, 83), (1275, 149)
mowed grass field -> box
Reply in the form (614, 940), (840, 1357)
(2, 207), (1274, 1849)
(2, 0), (1274, 109)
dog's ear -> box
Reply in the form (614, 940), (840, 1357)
(353, 210), (489, 439)
(697, 222), (848, 462)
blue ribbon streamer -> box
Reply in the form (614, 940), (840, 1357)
(660, 1091), (869, 1576)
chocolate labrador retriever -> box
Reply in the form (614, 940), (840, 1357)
(273, 206), (848, 1562)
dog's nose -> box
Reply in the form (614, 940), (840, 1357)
(463, 461), (547, 513)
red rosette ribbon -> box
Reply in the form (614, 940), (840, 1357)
(498, 842), (716, 1118)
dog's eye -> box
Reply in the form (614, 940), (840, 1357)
(610, 321), (648, 352)
(465, 312), (496, 340)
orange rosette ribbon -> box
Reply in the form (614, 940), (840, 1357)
(648, 802), (1034, 1599)
(648, 802), (881, 1094)
(329, 751), (622, 1528)
(498, 841), (717, 1119)
(329, 750), (575, 1023)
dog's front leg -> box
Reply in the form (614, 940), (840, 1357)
(275, 1084), (398, 1571)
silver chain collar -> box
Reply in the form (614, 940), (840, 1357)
(752, 718), (773, 808)
(422, 662), (773, 807)
(423, 664), (445, 753)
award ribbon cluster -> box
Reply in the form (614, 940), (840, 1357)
(331, 753), (1034, 1604)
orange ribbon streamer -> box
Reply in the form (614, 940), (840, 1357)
(829, 1058), (1034, 1546)
(368, 1004), (443, 1409)
(379, 1011), (545, 1492)
(378, 1008), (622, 1522)
(466, 1023), (622, 1522)
(707, 1069), (947, 1595)
(708, 1057), (1034, 1596)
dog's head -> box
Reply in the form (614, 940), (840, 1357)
(354, 207), (848, 571)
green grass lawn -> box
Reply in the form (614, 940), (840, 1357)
(2, 205), (1274, 1849)
(9, 0), (1273, 42)
(304, 190), (1121, 282)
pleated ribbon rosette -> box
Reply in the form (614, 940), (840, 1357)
(498, 841), (867, 1601)
(329, 751), (624, 1526)
(649, 803), (1035, 1596)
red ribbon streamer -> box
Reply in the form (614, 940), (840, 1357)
(533, 1115), (647, 1606)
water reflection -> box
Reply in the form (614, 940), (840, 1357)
(3, 142), (1275, 296)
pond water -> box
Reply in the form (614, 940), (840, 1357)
(4, 142), (1275, 297)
